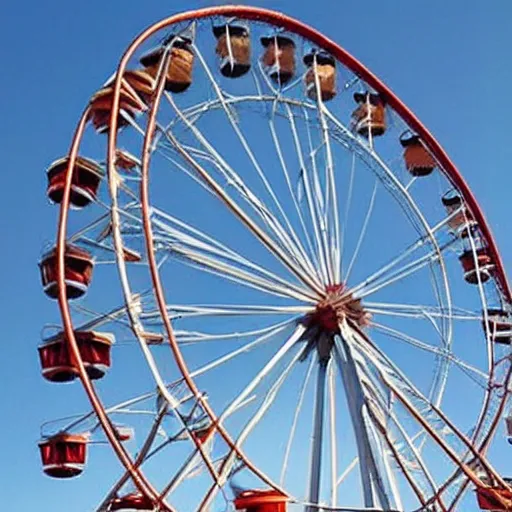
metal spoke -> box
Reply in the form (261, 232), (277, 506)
(301, 106), (334, 285)
(349, 323), (507, 489)
(366, 301), (482, 322)
(141, 303), (311, 323)
(371, 321), (489, 386)
(192, 43), (321, 286)
(95, 408), (168, 511)
(344, 178), (378, 282)
(161, 92), (325, 296)
(152, 216), (319, 303)
(350, 239), (456, 302)
(267, 101), (321, 282)
(197, 325), (306, 510)
(280, 354), (316, 486)
(306, 353), (329, 512)
(313, 89), (340, 285)
(328, 360), (338, 507)
(333, 333), (392, 509)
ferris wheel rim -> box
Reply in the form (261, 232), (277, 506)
(51, 5), (512, 510)
(108, 4), (510, 302)
(54, 108), (175, 511)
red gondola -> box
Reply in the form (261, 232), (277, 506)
(476, 486), (512, 510)
(106, 69), (155, 104)
(109, 492), (154, 511)
(89, 85), (146, 134)
(38, 330), (114, 382)
(483, 309), (512, 344)
(261, 35), (296, 85)
(191, 424), (213, 444)
(115, 149), (141, 172)
(304, 50), (336, 101)
(352, 92), (386, 137)
(140, 36), (194, 93)
(39, 433), (88, 478)
(114, 425), (134, 442)
(39, 244), (94, 299)
(441, 190), (475, 236)
(122, 246), (142, 263)
(213, 23), (251, 78)
(400, 132), (436, 177)
(95, 219), (142, 263)
(459, 247), (493, 284)
(234, 489), (287, 512)
(46, 156), (104, 208)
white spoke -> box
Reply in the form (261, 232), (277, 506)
(197, 325), (306, 510)
(280, 354), (316, 486)
(315, 92), (340, 284)
(345, 178), (378, 282)
(335, 457), (358, 488)
(352, 239), (456, 301)
(67, 212), (110, 244)
(152, 216), (318, 303)
(349, 344), (447, 507)
(366, 301), (481, 322)
(340, 152), (356, 272)
(187, 319), (297, 380)
(349, 323), (507, 490)
(218, 340), (305, 489)
(301, 106), (333, 285)
(142, 303), (311, 323)
(306, 353), (329, 512)
(328, 360), (338, 507)
(161, 92), (324, 296)
(333, 333), (392, 509)
(175, 319), (300, 344)
(372, 321), (489, 385)
(192, 43), (321, 286)
(267, 101), (321, 282)
(162, 239), (317, 302)
(218, 325), (306, 428)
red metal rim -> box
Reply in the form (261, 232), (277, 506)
(130, 5), (508, 302)
(56, 113), (171, 508)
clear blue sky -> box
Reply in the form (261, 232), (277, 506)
(1, 1), (511, 511)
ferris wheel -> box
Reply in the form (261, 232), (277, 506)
(38, 6), (512, 512)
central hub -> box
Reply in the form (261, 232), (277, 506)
(307, 283), (371, 335)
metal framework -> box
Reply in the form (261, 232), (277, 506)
(40, 5), (512, 512)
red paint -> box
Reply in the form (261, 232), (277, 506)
(234, 489), (287, 512)
(39, 433), (88, 478)
(115, 149), (140, 172)
(39, 331), (113, 382)
(352, 92), (387, 137)
(40, 244), (93, 299)
(114, 425), (134, 442)
(47, 156), (103, 208)
(191, 425), (213, 445)
(483, 309), (512, 345)
(110, 492), (154, 511)
(312, 304), (340, 333)
(400, 134), (436, 177)
(459, 248), (493, 284)
(325, 283), (344, 295)
(89, 87), (146, 134)
(476, 487), (512, 510)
